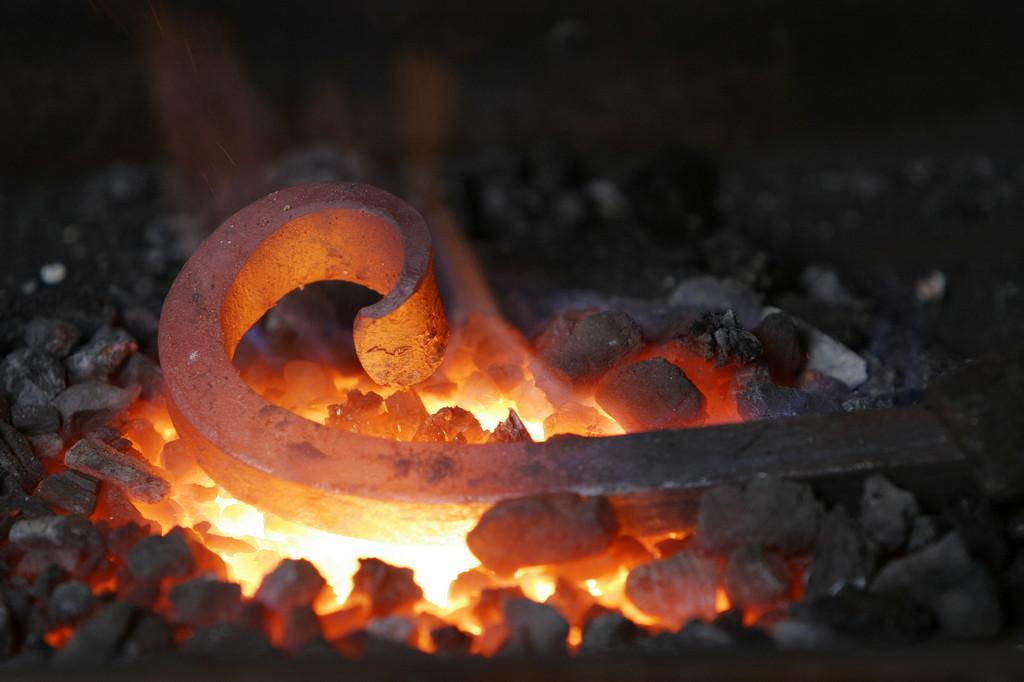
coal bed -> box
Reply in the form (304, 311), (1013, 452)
(2, 2), (1024, 680)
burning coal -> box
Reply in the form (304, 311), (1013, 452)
(0, 174), (1010, 664)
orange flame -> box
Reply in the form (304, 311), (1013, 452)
(116, 319), (754, 650)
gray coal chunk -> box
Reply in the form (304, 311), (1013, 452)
(64, 437), (168, 503)
(333, 629), (426, 660)
(796, 373), (846, 402)
(349, 558), (423, 618)
(105, 520), (148, 560)
(255, 558), (326, 613)
(595, 357), (704, 431)
(24, 317), (81, 358)
(488, 409), (533, 443)
(535, 309), (642, 383)
(53, 381), (139, 423)
(34, 471), (99, 515)
(499, 598), (569, 657)
(0, 481), (54, 520)
(11, 403), (60, 435)
(126, 531), (196, 582)
(169, 577), (244, 629)
(120, 609), (174, 660)
(625, 550), (719, 626)
(27, 433), (63, 460)
(871, 531), (1002, 638)
(52, 601), (137, 667)
(88, 425), (121, 443)
(31, 564), (64, 601)
(183, 623), (275, 661)
(1, 348), (66, 405)
(430, 625), (473, 657)
(282, 606), (323, 652)
(579, 613), (644, 655)
(365, 615), (416, 646)
(754, 312), (805, 381)
(65, 326), (137, 383)
(9, 514), (102, 557)
(907, 515), (944, 552)
(804, 508), (879, 599)
(696, 485), (748, 555)
(685, 309), (763, 366)
(698, 478), (823, 556)
(60, 415), (119, 445)
(668, 621), (735, 650)
(943, 495), (1009, 571)
(95, 484), (148, 529)
(723, 544), (791, 610)
(467, 493), (619, 576)
(293, 637), (346, 663)
(47, 580), (95, 625)
(744, 478), (823, 554)
(859, 475), (919, 552)
(668, 276), (764, 329)
(787, 591), (932, 647)
(542, 290), (680, 342)
(114, 352), (164, 400)
(0, 419), (46, 491)
(632, 626), (732, 655)
(736, 381), (840, 420)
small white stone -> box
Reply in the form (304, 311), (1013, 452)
(40, 262), (67, 285)
(915, 270), (946, 303)
(762, 306), (868, 389)
(189, 350), (200, 362)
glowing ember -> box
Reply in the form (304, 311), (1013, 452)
(241, 313), (744, 445)
(109, 306), (762, 654)
(127, 401), (478, 610)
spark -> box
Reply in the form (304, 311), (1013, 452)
(184, 39), (198, 82)
(215, 141), (238, 168)
(147, 0), (163, 34)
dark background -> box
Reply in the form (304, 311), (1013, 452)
(1, 0), (1022, 359)
(6, 0), (1024, 175)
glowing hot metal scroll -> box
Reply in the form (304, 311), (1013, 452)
(160, 182), (975, 544)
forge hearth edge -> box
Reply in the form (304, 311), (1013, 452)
(8, 642), (1024, 681)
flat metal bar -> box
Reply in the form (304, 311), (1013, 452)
(592, 405), (970, 536)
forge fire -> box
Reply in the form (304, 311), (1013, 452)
(0, 172), (1016, 665)
(5, 2), (1024, 678)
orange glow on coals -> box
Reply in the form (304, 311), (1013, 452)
(112, 316), (756, 652)
(239, 314), (743, 446)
